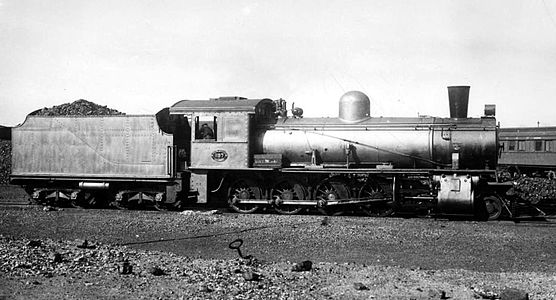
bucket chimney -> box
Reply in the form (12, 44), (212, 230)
(447, 86), (470, 118)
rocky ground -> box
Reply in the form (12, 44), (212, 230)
(0, 235), (551, 300)
(0, 195), (555, 299)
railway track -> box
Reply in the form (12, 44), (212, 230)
(0, 185), (29, 206)
(2, 184), (556, 225)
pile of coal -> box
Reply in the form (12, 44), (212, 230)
(507, 176), (556, 204)
(0, 100), (124, 185)
(0, 140), (11, 184)
(30, 99), (124, 116)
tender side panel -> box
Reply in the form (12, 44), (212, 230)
(12, 116), (173, 178)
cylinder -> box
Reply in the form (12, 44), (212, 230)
(448, 86), (470, 118)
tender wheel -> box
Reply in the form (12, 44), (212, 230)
(358, 181), (393, 217)
(271, 179), (307, 215)
(69, 196), (85, 208)
(70, 192), (96, 208)
(86, 192), (99, 207)
(228, 178), (262, 214)
(112, 201), (129, 210)
(112, 192), (129, 210)
(314, 177), (350, 216)
(153, 202), (167, 211)
(484, 195), (502, 220)
(152, 193), (167, 211)
(29, 189), (46, 205)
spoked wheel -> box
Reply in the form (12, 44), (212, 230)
(271, 179), (307, 215)
(314, 177), (350, 216)
(358, 181), (394, 217)
(484, 195), (502, 220)
(228, 178), (262, 214)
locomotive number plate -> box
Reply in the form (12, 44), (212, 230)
(211, 150), (228, 162)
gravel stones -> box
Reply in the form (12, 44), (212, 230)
(292, 260), (313, 272)
(75, 239), (94, 249)
(50, 252), (63, 263)
(0, 228), (554, 299)
(0, 207), (555, 299)
(242, 270), (261, 281)
(148, 266), (166, 276)
(500, 287), (529, 300)
(118, 259), (133, 275)
(353, 282), (369, 290)
(27, 240), (42, 247)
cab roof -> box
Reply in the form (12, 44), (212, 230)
(169, 98), (274, 114)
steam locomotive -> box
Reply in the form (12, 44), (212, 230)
(10, 86), (508, 219)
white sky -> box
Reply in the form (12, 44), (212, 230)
(1, 0), (556, 127)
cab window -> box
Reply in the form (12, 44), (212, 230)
(194, 116), (217, 140)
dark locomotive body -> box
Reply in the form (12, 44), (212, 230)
(11, 86), (507, 219)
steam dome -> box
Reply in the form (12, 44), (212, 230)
(339, 91), (370, 122)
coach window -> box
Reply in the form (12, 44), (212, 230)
(508, 141), (516, 151)
(546, 140), (553, 152)
(534, 140), (543, 152)
(194, 116), (218, 141)
(517, 140), (525, 151)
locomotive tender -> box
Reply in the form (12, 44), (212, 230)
(11, 86), (504, 219)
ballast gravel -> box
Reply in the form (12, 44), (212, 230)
(0, 205), (555, 299)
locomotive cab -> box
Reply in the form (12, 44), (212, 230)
(169, 97), (276, 203)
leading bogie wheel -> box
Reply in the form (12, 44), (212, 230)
(484, 195), (502, 221)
